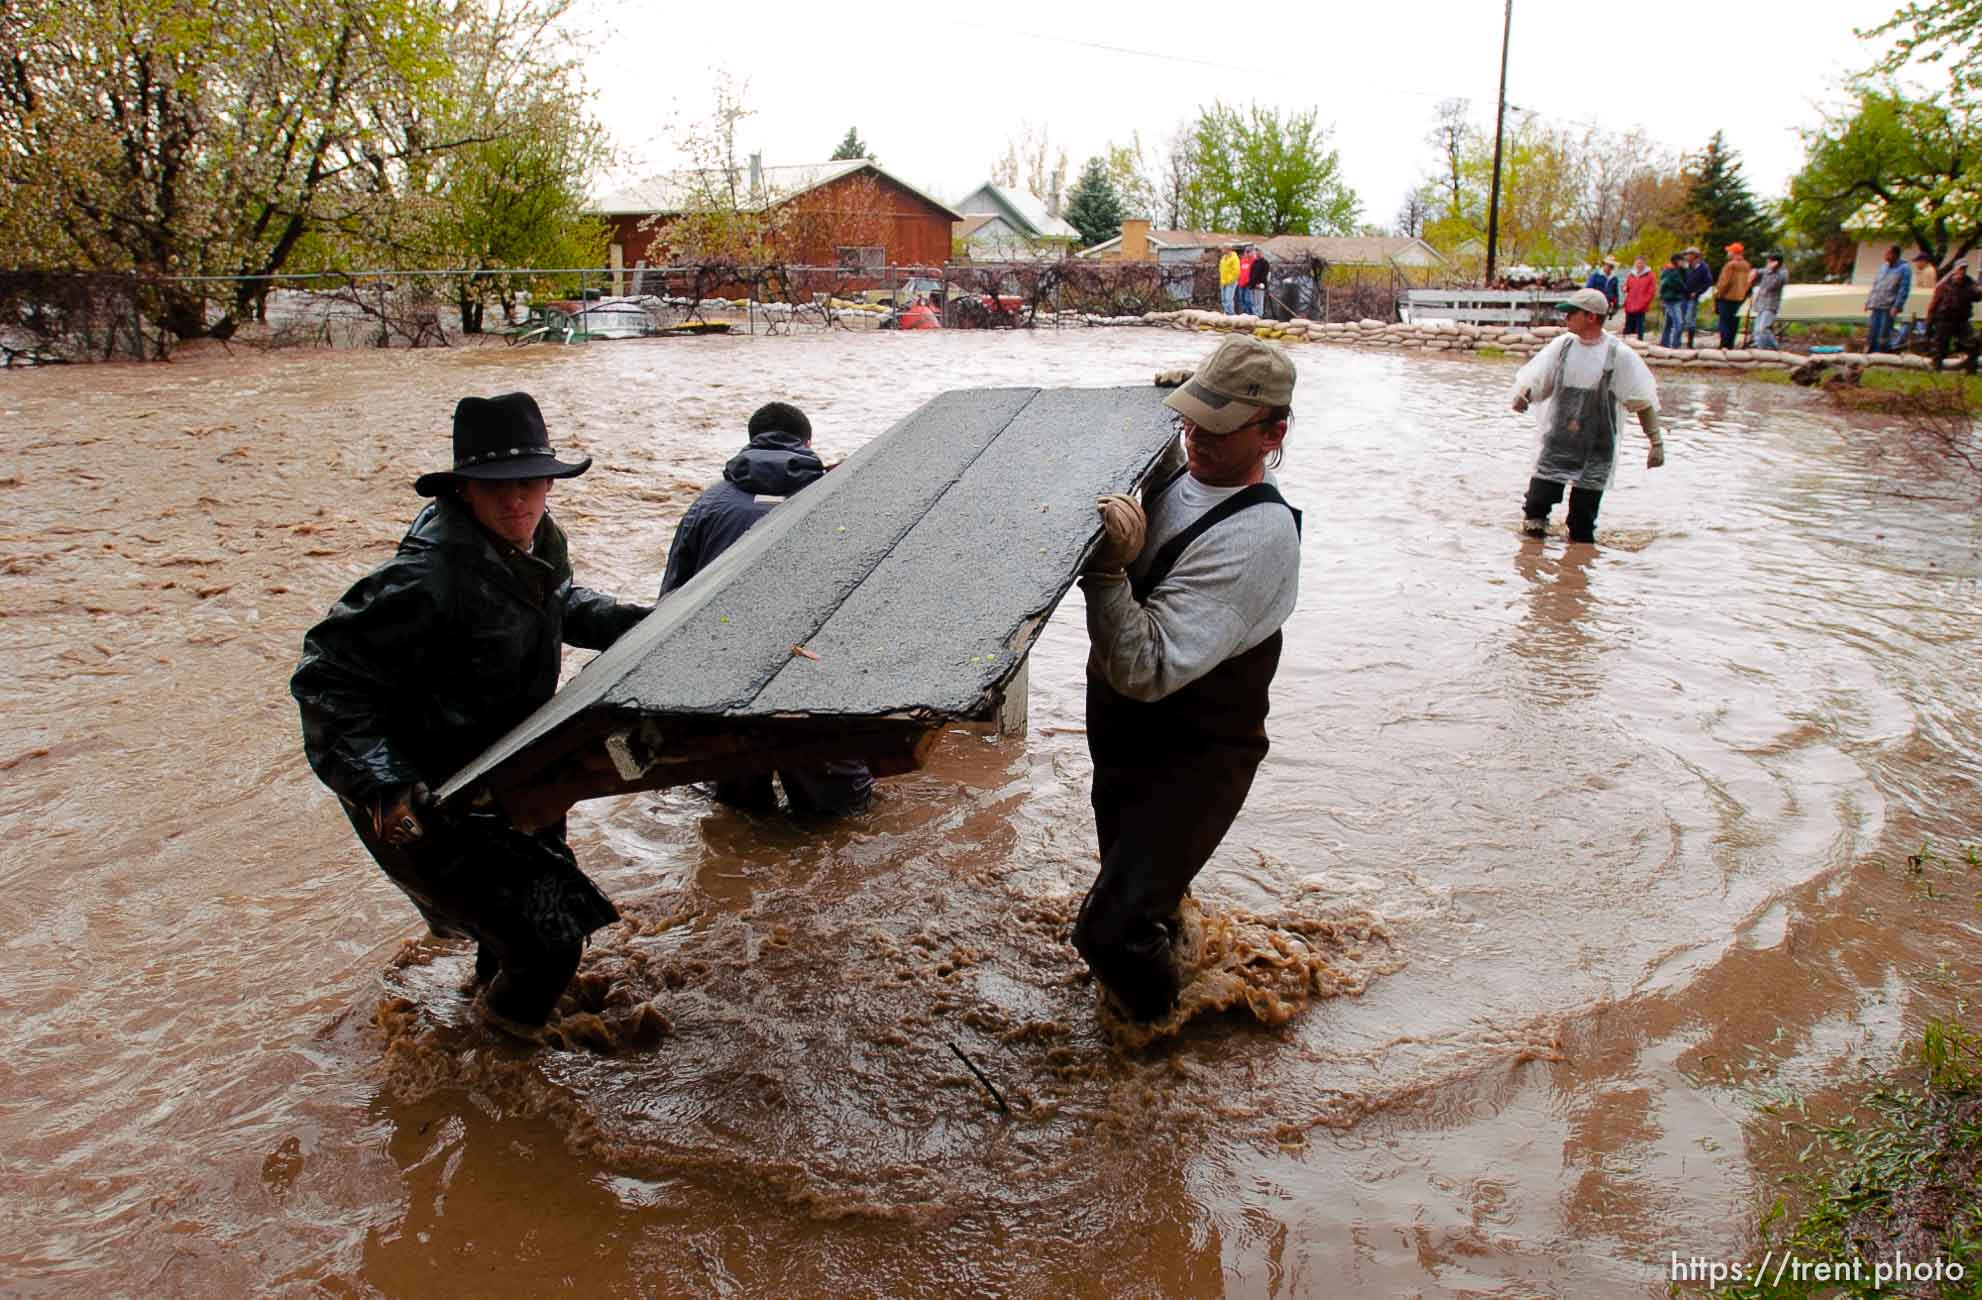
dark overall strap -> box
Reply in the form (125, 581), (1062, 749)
(1150, 463), (1189, 500)
(1132, 482), (1302, 601)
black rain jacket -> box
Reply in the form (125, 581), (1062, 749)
(659, 430), (825, 595)
(291, 494), (650, 805)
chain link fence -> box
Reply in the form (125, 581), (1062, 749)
(2, 258), (1437, 364)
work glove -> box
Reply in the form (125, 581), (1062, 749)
(1153, 368), (1193, 387)
(1637, 407), (1665, 469)
(1086, 493), (1147, 575)
(372, 781), (435, 846)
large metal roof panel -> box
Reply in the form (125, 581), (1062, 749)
(439, 384), (1179, 802)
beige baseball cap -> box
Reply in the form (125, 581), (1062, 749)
(1162, 335), (1297, 433)
(1554, 287), (1611, 317)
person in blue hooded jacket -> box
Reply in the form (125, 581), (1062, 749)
(660, 402), (873, 816)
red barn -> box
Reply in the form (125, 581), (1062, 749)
(591, 157), (960, 280)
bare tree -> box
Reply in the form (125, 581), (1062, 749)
(1161, 121), (1198, 230)
(1429, 98), (1471, 220)
(1395, 188), (1430, 238)
(1571, 127), (1683, 256)
(991, 119), (1069, 214)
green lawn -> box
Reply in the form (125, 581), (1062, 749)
(1707, 845), (1982, 1300)
(1733, 364), (1982, 409)
(1857, 367), (1982, 408)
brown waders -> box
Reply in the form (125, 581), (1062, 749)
(1073, 478), (1297, 1021)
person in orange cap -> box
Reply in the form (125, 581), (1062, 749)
(1713, 242), (1753, 349)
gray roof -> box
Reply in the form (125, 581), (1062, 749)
(953, 182), (1080, 241)
(438, 385), (1180, 804)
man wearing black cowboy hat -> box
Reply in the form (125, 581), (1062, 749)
(291, 392), (651, 1038)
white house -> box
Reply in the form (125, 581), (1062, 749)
(1843, 197), (1981, 283)
(951, 182), (1080, 259)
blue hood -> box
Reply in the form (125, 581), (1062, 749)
(723, 429), (825, 498)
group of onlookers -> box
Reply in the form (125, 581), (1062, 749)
(1573, 241), (1973, 370)
(1587, 246), (1747, 349)
(1648, 246), (1740, 349)
(1218, 243), (1271, 315)
(1867, 245), (1979, 371)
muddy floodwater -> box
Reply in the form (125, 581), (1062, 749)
(4, 328), (1980, 1298)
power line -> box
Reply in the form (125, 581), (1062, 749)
(935, 16), (1487, 102)
(939, 17), (1260, 74)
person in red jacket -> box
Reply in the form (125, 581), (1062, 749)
(1237, 245), (1259, 315)
(1620, 256), (1656, 338)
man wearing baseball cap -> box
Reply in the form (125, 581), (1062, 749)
(1511, 288), (1665, 543)
(1070, 336), (1303, 1024)
(1682, 246), (1714, 347)
(1713, 242), (1753, 349)
(1749, 252), (1788, 350)
(1584, 256), (1620, 313)
(291, 392), (652, 1040)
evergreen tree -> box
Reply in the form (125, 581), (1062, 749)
(1684, 132), (1775, 255)
(830, 127), (871, 161)
(1063, 155), (1126, 248)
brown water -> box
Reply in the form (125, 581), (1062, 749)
(4, 329), (1980, 1298)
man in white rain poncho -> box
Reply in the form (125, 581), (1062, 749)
(1512, 287), (1666, 543)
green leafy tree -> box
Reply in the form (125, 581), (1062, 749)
(1177, 102), (1359, 236)
(1683, 131), (1776, 257)
(0, 0), (457, 337)
(1063, 156), (1126, 248)
(1787, 87), (1981, 272)
(1417, 112), (1580, 268)
(1103, 134), (1158, 221)
(0, 0), (607, 341)
(1412, 105), (1697, 274)
(342, 0), (611, 332)
(830, 126), (871, 161)
(1863, 1), (1982, 98)
(405, 88), (610, 332)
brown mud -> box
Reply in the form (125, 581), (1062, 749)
(3, 330), (1980, 1296)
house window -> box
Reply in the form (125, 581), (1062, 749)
(836, 245), (885, 272)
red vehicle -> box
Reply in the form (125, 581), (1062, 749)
(897, 301), (941, 330)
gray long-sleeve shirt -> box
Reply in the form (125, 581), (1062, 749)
(1868, 261), (1911, 311)
(1749, 266), (1787, 314)
(1080, 445), (1301, 703)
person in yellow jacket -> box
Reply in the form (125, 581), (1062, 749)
(1218, 245), (1240, 314)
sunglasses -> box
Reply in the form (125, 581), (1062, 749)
(1172, 410), (1278, 439)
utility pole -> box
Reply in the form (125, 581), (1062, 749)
(1485, 0), (1512, 286)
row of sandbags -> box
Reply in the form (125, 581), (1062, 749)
(1132, 308), (1949, 373)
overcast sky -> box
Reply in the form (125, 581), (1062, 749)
(575, 0), (1911, 224)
